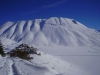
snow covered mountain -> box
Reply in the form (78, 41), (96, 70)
(0, 17), (100, 75)
(0, 17), (100, 46)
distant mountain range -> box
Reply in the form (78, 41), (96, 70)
(0, 17), (100, 46)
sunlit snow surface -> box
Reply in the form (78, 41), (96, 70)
(0, 38), (100, 75)
(0, 17), (100, 75)
(0, 17), (100, 46)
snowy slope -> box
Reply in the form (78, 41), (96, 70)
(0, 39), (87, 75)
(39, 46), (100, 75)
(0, 53), (88, 75)
(0, 38), (100, 75)
(0, 17), (100, 46)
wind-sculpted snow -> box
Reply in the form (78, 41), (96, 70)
(0, 17), (100, 46)
(0, 52), (87, 75)
(0, 38), (100, 75)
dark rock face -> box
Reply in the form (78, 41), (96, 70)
(72, 20), (77, 24)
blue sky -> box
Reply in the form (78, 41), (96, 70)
(0, 0), (100, 30)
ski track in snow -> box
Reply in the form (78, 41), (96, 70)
(0, 58), (12, 75)
(0, 54), (86, 75)
(0, 57), (25, 75)
(10, 59), (24, 75)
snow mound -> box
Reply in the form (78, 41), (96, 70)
(0, 17), (100, 46)
(0, 51), (87, 75)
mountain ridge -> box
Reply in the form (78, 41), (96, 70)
(0, 17), (100, 46)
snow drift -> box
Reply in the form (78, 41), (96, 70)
(0, 17), (100, 46)
(0, 40), (87, 75)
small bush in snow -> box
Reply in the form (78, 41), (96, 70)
(0, 40), (5, 57)
(9, 49), (33, 61)
(8, 44), (39, 61)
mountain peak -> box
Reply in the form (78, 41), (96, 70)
(45, 17), (78, 26)
(0, 17), (100, 46)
